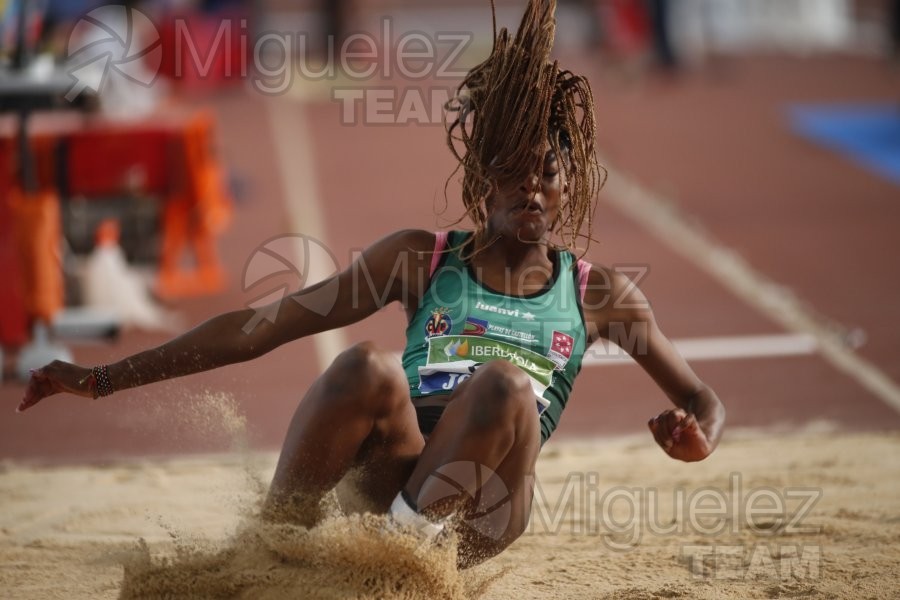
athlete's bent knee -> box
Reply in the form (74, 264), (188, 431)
(465, 360), (534, 429)
(327, 342), (407, 409)
(472, 360), (532, 397)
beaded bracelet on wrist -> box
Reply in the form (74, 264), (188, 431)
(92, 365), (115, 397)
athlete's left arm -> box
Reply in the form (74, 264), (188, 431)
(582, 266), (725, 462)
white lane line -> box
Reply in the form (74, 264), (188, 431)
(601, 161), (900, 414)
(583, 333), (818, 366)
(265, 98), (348, 370)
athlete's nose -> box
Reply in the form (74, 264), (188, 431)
(521, 173), (539, 194)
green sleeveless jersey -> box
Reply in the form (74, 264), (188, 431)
(401, 230), (589, 444)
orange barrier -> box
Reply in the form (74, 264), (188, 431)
(0, 111), (234, 342)
(1, 132), (64, 343)
(9, 187), (64, 324)
(156, 112), (233, 299)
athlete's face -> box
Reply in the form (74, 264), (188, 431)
(486, 147), (565, 243)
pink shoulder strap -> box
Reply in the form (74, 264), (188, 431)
(429, 231), (449, 278)
(576, 259), (592, 303)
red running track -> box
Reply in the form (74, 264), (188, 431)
(2, 55), (899, 463)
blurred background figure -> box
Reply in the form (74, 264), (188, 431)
(321, 0), (348, 58)
(155, 0), (252, 91)
(583, 0), (652, 77)
(582, 0), (887, 78)
(891, 0), (900, 63)
(669, 0), (854, 66)
(647, 0), (677, 71)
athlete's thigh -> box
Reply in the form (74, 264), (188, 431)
(339, 395), (426, 514)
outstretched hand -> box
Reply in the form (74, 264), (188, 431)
(647, 408), (713, 462)
(18, 361), (94, 413)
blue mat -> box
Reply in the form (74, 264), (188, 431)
(789, 104), (900, 187)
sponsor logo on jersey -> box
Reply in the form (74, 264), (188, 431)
(424, 307), (453, 339)
(427, 335), (554, 387)
(548, 330), (575, 370)
(474, 301), (536, 321)
(485, 324), (537, 344)
(420, 336), (554, 415)
(444, 338), (470, 358)
(463, 316), (537, 344)
(463, 317), (488, 336)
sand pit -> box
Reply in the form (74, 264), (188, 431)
(1, 428), (898, 599)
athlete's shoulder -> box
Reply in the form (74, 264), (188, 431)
(581, 263), (654, 339)
(382, 228), (435, 246)
(382, 229), (474, 258)
(368, 229), (436, 258)
(582, 263), (648, 303)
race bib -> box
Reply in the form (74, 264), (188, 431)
(417, 335), (553, 414)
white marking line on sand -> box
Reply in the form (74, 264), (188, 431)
(266, 98), (347, 370)
(584, 333), (818, 366)
(601, 162), (900, 414)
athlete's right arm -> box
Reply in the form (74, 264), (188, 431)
(18, 229), (435, 411)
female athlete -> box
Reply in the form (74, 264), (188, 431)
(19, 0), (724, 568)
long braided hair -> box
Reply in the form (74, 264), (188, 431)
(444, 0), (605, 259)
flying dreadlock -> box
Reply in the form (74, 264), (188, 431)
(444, 0), (605, 258)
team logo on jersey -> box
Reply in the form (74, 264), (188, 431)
(463, 317), (488, 336)
(548, 330), (574, 370)
(424, 307), (453, 339)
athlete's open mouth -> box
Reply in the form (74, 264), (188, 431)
(516, 197), (545, 215)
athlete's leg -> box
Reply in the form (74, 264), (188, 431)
(401, 359), (541, 568)
(263, 341), (424, 526)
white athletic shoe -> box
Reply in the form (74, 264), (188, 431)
(388, 491), (449, 542)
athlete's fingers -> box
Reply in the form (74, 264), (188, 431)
(664, 408), (687, 430)
(18, 367), (67, 412)
(18, 371), (47, 412)
(670, 415), (713, 461)
(671, 413), (698, 443)
(648, 413), (673, 450)
(648, 409), (689, 451)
